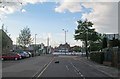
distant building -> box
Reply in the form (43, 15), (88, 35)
(105, 34), (119, 40)
(28, 43), (46, 54)
(13, 45), (23, 51)
(46, 46), (54, 54)
(70, 46), (81, 52)
(54, 47), (59, 52)
(0, 29), (13, 54)
(105, 34), (120, 47)
(57, 43), (70, 52)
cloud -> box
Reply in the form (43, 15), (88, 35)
(21, 9), (26, 13)
(55, 0), (82, 13)
(54, 0), (119, 13)
(89, 0), (119, 2)
(55, 1), (118, 34)
(21, 0), (47, 4)
(81, 2), (118, 34)
(0, 0), (47, 20)
(0, 2), (22, 20)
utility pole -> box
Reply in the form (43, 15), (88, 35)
(16, 37), (17, 50)
(47, 37), (49, 54)
(62, 29), (68, 54)
(35, 34), (37, 56)
(62, 29), (68, 44)
(47, 37), (49, 47)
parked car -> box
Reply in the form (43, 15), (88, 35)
(23, 51), (30, 58)
(18, 51), (29, 58)
(26, 52), (32, 57)
(0, 53), (21, 60)
(17, 52), (26, 59)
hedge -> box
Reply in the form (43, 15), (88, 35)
(90, 51), (104, 64)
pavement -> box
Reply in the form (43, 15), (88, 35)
(76, 56), (119, 77)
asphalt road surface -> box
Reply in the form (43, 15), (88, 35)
(2, 55), (53, 77)
(2, 54), (116, 79)
(38, 56), (111, 78)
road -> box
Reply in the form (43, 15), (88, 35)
(2, 55), (53, 77)
(37, 55), (113, 78)
(2, 54), (116, 79)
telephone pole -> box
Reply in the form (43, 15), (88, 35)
(47, 37), (49, 54)
(62, 29), (68, 54)
(35, 34), (37, 56)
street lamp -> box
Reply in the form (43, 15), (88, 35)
(62, 29), (68, 54)
(47, 37), (49, 54)
(35, 34), (37, 56)
(62, 29), (68, 44)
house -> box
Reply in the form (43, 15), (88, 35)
(13, 45), (23, 51)
(57, 43), (70, 52)
(0, 29), (13, 54)
(28, 43), (46, 55)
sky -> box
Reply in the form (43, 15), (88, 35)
(0, 0), (119, 47)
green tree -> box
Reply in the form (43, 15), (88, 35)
(102, 36), (107, 48)
(89, 41), (102, 51)
(17, 27), (32, 49)
(71, 46), (81, 52)
(74, 19), (101, 58)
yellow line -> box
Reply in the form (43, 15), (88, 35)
(37, 57), (55, 77)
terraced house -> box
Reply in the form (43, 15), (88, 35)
(0, 29), (13, 54)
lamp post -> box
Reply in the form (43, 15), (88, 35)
(62, 29), (68, 54)
(62, 29), (68, 44)
(35, 34), (37, 56)
(47, 37), (49, 54)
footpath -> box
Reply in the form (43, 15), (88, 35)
(77, 55), (119, 78)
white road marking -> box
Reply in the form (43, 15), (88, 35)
(70, 62), (84, 77)
(59, 56), (77, 58)
(65, 65), (69, 71)
(83, 77), (86, 79)
(78, 59), (113, 77)
(80, 74), (83, 77)
(37, 57), (55, 78)
(32, 63), (47, 77)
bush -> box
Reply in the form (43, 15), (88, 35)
(90, 51), (104, 64)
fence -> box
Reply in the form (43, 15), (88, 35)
(90, 47), (119, 68)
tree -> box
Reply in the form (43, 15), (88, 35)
(74, 19), (101, 58)
(17, 27), (32, 49)
(70, 46), (81, 52)
(89, 41), (102, 51)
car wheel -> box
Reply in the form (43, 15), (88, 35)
(1, 58), (4, 61)
(20, 57), (22, 59)
(15, 58), (18, 60)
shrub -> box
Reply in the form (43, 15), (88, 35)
(90, 51), (104, 64)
